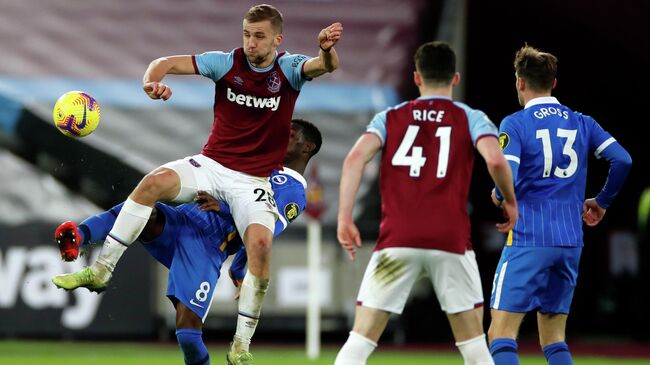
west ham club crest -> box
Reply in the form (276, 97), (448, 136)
(266, 71), (281, 93)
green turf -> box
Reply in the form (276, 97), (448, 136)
(0, 340), (648, 365)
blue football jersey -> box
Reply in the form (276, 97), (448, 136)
(269, 167), (308, 235)
(500, 97), (616, 247)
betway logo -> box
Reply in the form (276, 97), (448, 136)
(0, 246), (102, 329)
(227, 88), (281, 111)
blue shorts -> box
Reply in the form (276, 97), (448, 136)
(490, 246), (582, 314)
(142, 203), (229, 322)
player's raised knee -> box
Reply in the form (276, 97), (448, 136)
(135, 168), (181, 201)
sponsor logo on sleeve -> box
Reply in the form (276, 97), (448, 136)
(291, 55), (308, 68)
(284, 202), (300, 222)
(499, 132), (510, 150)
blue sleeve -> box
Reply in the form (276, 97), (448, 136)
(228, 244), (247, 281)
(78, 203), (122, 246)
(594, 142), (632, 208)
(587, 117), (615, 156)
(193, 50), (234, 82)
(366, 110), (388, 145)
(278, 52), (312, 91)
(494, 116), (522, 201)
(217, 201), (231, 217)
(273, 183), (307, 236)
(455, 102), (498, 144)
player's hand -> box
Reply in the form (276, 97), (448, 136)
(497, 199), (518, 233)
(318, 22), (343, 51)
(143, 81), (172, 101)
(196, 191), (221, 212)
(337, 217), (362, 261)
(491, 188), (501, 207)
(583, 198), (606, 226)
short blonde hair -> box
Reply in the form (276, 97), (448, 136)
(245, 4), (283, 34)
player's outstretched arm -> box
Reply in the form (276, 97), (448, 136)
(303, 22), (343, 78)
(476, 136), (518, 232)
(338, 134), (381, 261)
(143, 55), (195, 100)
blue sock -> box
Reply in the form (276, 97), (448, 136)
(490, 338), (519, 365)
(176, 329), (210, 365)
(78, 203), (123, 246)
(543, 342), (572, 365)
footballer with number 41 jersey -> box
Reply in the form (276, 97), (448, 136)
(335, 42), (517, 365)
(368, 97), (499, 254)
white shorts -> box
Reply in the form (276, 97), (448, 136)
(357, 247), (484, 314)
(161, 154), (278, 234)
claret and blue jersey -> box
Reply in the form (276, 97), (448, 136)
(497, 96), (631, 247)
(366, 95), (498, 254)
(191, 48), (311, 176)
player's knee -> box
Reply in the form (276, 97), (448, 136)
(137, 169), (179, 199)
(245, 231), (273, 253)
(176, 302), (202, 330)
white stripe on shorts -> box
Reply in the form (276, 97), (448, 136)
(493, 261), (509, 310)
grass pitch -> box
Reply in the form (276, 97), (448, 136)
(0, 340), (648, 365)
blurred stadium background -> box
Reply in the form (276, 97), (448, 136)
(1, 0), (648, 363)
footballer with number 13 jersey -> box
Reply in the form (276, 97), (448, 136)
(488, 45), (632, 365)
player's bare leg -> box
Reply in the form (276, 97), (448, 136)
(228, 223), (273, 365)
(52, 167), (181, 291)
(537, 313), (573, 364)
(447, 307), (494, 365)
(488, 309), (526, 365)
(334, 306), (388, 365)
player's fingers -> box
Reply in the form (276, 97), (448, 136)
(347, 248), (355, 261)
(354, 233), (362, 248)
(162, 88), (172, 101)
(496, 220), (512, 233)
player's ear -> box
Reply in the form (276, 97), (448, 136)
(551, 78), (557, 90)
(517, 77), (526, 92)
(451, 72), (460, 87)
(303, 142), (316, 157)
(274, 33), (283, 47)
(413, 71), (422, 87)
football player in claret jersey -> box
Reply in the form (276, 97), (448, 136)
(335, 41), (517, 365)
(52, 4), (341, 363)
(53, 119), (321, 365)
(487, 46), (632, 365)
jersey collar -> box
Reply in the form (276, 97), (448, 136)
(246, 51), (279, 73)
(525, 96), (560, 109)
(278, 166), (307, 189)
(417, 95), (452, 101)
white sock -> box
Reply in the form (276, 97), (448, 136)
(95, 198), (153, 272)
(334, 331), (377, 365)
(232, 270), (269, 353)
(456, 334), (494, 365)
